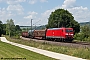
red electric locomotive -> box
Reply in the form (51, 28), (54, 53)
(46, 27), (74, 41)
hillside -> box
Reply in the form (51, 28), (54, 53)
(79, 22), (90, 26)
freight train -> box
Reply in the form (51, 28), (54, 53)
(22, 27), (74, 42)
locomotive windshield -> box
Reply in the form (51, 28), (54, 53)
(66, 29), (73, 32)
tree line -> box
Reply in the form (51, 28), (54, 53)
(0, 19), (21, 38)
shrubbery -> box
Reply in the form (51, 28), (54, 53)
(74, 25), (90, 42)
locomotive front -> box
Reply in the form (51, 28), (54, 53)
(65, 28), (74, 41)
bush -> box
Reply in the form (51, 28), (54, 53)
(15, 34), (20, 39)
(86, 37), (90, 42)
(74, 33), (90, 42)
(74, 33), (84, 41)
(74, 32), (90, 42)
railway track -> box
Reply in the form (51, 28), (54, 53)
(20, 36), (90, 49)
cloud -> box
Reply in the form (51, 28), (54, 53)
(62, 0), (76, 8)
(7, 4), (24, 14)
(29, 0), (37, 4)
(61, 0), (90, 22)
(40, 0), (48, 2)
(24, 11), (38, 19)
(0, 0), (26, 4)
(6, 0), (26, 4)
(0, 8), (14, 23)
(29, 0), (48, 4)
(69, 6), (90, 22)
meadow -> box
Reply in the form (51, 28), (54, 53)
(0, 40), (56, 60)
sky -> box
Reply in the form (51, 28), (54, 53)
(0, 0), (90, 26)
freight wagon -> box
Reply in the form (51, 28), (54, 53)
(22, 31), (29, 37)
(32, 29), (47, 39)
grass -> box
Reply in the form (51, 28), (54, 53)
(6, 36), (90, 60)
(0, 41), (56, 60)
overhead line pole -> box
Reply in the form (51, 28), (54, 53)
(31, 19), (33, 34)
(33, 20), (41, 29)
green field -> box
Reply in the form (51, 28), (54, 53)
(0, 41), (56, 60)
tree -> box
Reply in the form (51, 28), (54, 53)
(15, 25), (22, 38)
(0, 21), (3, 36)
(46, 9), (80, 33)
(2, 24), (6, 35)
(15, 25), (21, 31)
(6, 19), (15, 37)
(81, 25), (90, 38)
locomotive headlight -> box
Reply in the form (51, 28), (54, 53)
(71, 34), (73, 35)
(66, 33), (68, 35)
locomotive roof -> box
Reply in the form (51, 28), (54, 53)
(48, 27), (72, 30)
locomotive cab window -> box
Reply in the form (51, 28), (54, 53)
(66, 29), (73, 32)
